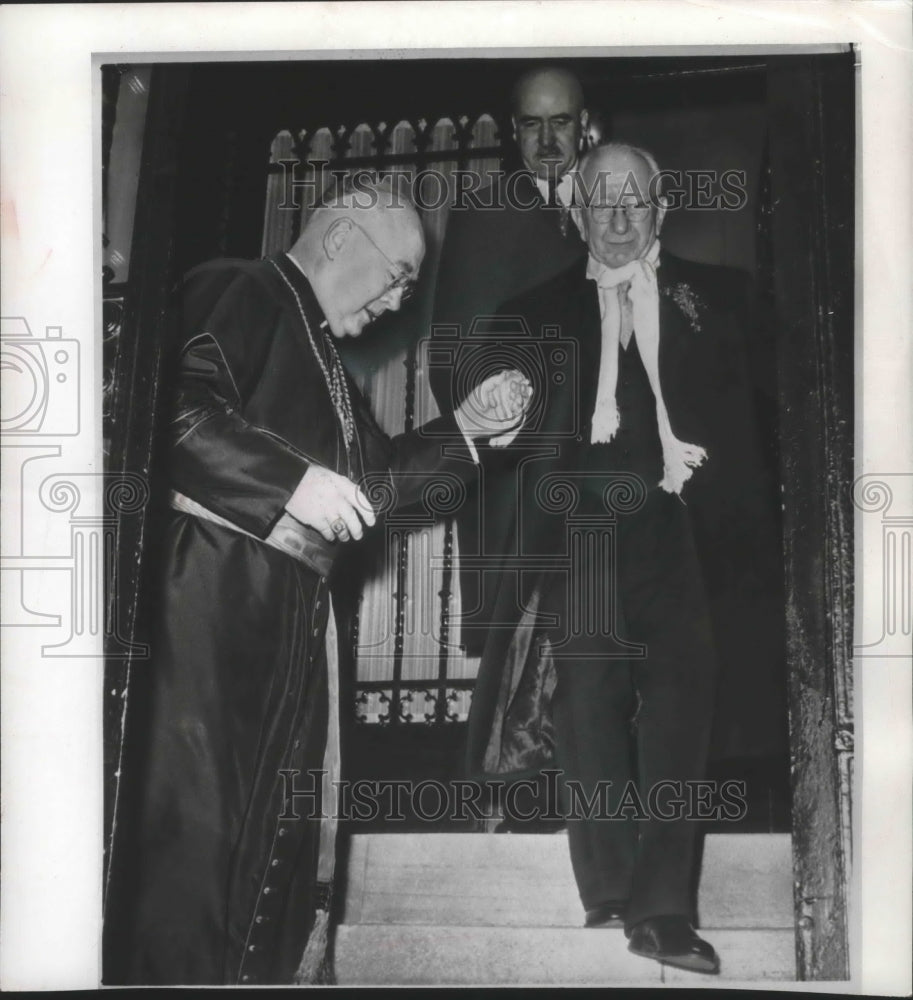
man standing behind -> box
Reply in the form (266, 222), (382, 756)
(430, 66), (590, 654)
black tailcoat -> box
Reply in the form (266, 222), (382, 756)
(466, 251), (785, 783)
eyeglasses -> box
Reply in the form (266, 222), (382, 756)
(348, 218), (417, 302)
(588, 202), (653, 223)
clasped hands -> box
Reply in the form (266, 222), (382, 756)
(454, 368), (533, 449)
(286, 369), (532, 543)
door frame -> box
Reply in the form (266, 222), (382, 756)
(101, 53), (856, 981)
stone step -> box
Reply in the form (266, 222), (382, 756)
(334, 925), (796, 985)
(340, 832), (793, 929)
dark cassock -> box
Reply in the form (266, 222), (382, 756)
(120, 253), (476, 986)
(430, 169), (587, 653)
(465, 248), (785, 924)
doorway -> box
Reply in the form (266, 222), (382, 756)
(101, 50), (854, 980)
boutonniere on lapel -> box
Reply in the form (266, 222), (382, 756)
(663, 282), (705, 334)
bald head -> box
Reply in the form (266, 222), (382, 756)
(512, 66), (584, 116)
(291, 176), (425, 338)
(579, 143), (666, 269)
(511, 66), (588, 181)
(312, 175), (425, 262)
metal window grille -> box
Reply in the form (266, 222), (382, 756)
(261, 115), (503, 724)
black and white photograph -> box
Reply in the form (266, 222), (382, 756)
(1, 2), (910, 992)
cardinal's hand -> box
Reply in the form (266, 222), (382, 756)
(285, 466), (376, 543)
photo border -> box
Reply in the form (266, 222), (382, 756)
(1, 2), (910, 992)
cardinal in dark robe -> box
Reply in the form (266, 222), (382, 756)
(113, 177), (530, 986)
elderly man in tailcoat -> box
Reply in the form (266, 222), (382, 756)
(465, 143), (784, 974)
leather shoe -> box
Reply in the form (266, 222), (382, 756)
(584, 901), (627, 929)
(626, 915), (720, 974)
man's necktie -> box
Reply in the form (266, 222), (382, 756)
(546, 176), (559, 208)
(618, 281), (633, 349)
(545, 176), (570, 236)
(546, 176), (580, 240)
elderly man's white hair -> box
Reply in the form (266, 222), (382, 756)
(580, 141), (662, 180)
(576, 141), (667, 211)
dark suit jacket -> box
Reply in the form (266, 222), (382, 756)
(430, 171), (587, 651)
(465, 251), (787, 779)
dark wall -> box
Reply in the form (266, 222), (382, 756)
(614, 102), (767, 274)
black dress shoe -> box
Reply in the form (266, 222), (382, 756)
(626, 915), (720, 974)
(584, 901), (627, 928)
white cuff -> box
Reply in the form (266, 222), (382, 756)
(454, 409), (480, 464)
